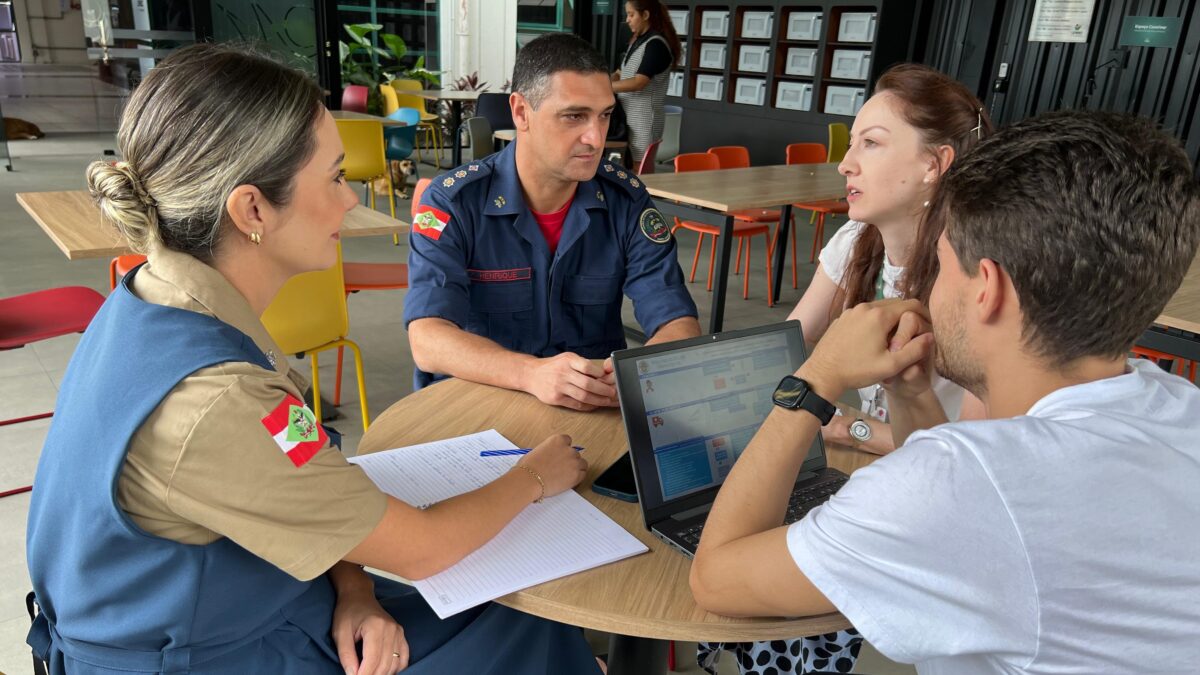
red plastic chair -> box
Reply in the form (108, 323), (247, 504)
(1, 286), (106, 498)
(672, 153), (774, 306)
(341, 85), (369, 114)
(333, 178), (429, 405)
(108, 254), (147, 289)
(788, 142), (849, 273)
(637, 139), (661, 175)
(1131, 345), (1197, 381)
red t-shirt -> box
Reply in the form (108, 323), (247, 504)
(530, 197), (573, 254)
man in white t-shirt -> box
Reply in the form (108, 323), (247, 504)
(689, 110), (1200, 674)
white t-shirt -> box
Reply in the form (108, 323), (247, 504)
(787, 359), (1200, 674)
(819, 220), (964, 420)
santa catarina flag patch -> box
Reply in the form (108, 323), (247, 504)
(413, 205), (451, 240)
(261, 395), (328, 467)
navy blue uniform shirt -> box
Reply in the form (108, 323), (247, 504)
(403, 141), (698, 389)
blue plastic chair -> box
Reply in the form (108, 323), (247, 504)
(385, 110), (419, 162)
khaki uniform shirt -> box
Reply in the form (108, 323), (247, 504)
(116, 247), (387, 581)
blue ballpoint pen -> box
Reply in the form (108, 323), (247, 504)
(479, 447), (585, 457)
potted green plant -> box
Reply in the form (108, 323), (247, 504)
(340, 23), (441, 114)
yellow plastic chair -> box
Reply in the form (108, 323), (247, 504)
(261, 244), (370, 433)
(334, 118), (395, 219)
(379, 83), (400, 116)
(390, 79), (442, 164)
(828, 122), (850, 164)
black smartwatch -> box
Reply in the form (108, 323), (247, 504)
(772, 375), (837, 425)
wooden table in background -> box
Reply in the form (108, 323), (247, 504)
(415, 89), (481, 167)
(358, 378), (878, 675)
(642, 164), (845, 334)
(1139, 255), (1200, 362)
(491, 128), (628, 150)
(330, 110), (408, 126)
(17, 191), (409, 260)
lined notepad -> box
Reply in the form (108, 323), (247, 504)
(348, 429), (648, 618)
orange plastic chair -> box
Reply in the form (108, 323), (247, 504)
(672, 153), (774, 306)
(1131, 345), (1197, 381)
(706, 146), (782, 286)
(332, 179), (430, 406)
(788, 141), (849, 273)
(108, 254), (148, 289)
(334, 118), (396, 219)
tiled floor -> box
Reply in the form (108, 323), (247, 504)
(0, 65), (914, 675)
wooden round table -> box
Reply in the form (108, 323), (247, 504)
(358, 378), (878, 671)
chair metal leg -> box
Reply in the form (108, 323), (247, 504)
(310, 352), (322, 424)
(706, 234), (717, 292)
(688, 231), (703, 282)
(764, 233), (774, 308)
(791, 215), (799, 289)
(742, 237), (751, 299)
(334, 346), (345, 406)
(385, 173), (396, 219)
(810, 213), (826, 262)
(734, 237), (743, 276)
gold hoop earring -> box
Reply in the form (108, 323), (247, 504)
(248, 231), (262, 245)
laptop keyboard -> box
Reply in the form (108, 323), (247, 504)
(677, 476), (848, 548)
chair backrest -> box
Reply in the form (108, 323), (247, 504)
(786, 142), (827, 165)
(334, 119), (386, 181)
(340, 85), (368, 114)
(476, 92), (514, 131)
(637, 139), (661, 175)
(707, 145), (750, 169)
(384, 124), (418, 161)
(411, 178), (433, 217)
(261, 245), (349, 355)
(390, 78), (422, 91)
(657, 109), (682, 163)
(464, 116), (495, 161)
(390, 107), (422, 127)
(379, 83), (400, 116)
(674, 152), (720, 173)
(828, 122), (850, 163)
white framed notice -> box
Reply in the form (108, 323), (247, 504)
(1028, 0), (1096, 43)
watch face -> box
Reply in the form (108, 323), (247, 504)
(849, 419), (872, 442)
(773, 376), (806, 408)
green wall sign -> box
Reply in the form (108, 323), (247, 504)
(1119, 16), (1182, 48)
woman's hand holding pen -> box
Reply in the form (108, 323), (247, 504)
(516, 434), (589, 500)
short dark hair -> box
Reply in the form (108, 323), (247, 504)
(512, 32), (609, 109)
(931, 110), (1200, 364)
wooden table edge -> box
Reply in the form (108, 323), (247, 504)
(17, 191), (113, 261)
(496, 591), (851, 641)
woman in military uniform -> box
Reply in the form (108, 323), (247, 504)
(26, 43), (600, 675)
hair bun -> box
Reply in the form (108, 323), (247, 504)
(86, 160), (159, 252)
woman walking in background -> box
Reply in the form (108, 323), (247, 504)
(611, 0), (681, 172)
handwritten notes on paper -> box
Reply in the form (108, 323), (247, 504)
(348, 430), (648, 618)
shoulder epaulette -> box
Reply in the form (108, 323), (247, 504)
(595, 161), (648, 198)
(428, 159), (494, 200)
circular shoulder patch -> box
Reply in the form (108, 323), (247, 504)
(639, 208), (671, 244)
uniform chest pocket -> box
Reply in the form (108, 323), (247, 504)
(469, 279), (533, 313)
(562, 275), (622, 306)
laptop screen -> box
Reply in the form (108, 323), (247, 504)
(613, 322), (827, 524)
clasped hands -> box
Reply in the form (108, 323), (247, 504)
(799, 299), (937, 403)
(524, 352), (619, 411)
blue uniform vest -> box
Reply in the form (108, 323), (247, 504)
(26, 267), (340, 674)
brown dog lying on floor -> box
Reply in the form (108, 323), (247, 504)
(372, 159), (417, 200)
(4, 117), (45, 140)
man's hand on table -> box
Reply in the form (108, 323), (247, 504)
(798, 299), (935, 401)
(523, 352), (619, 411)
